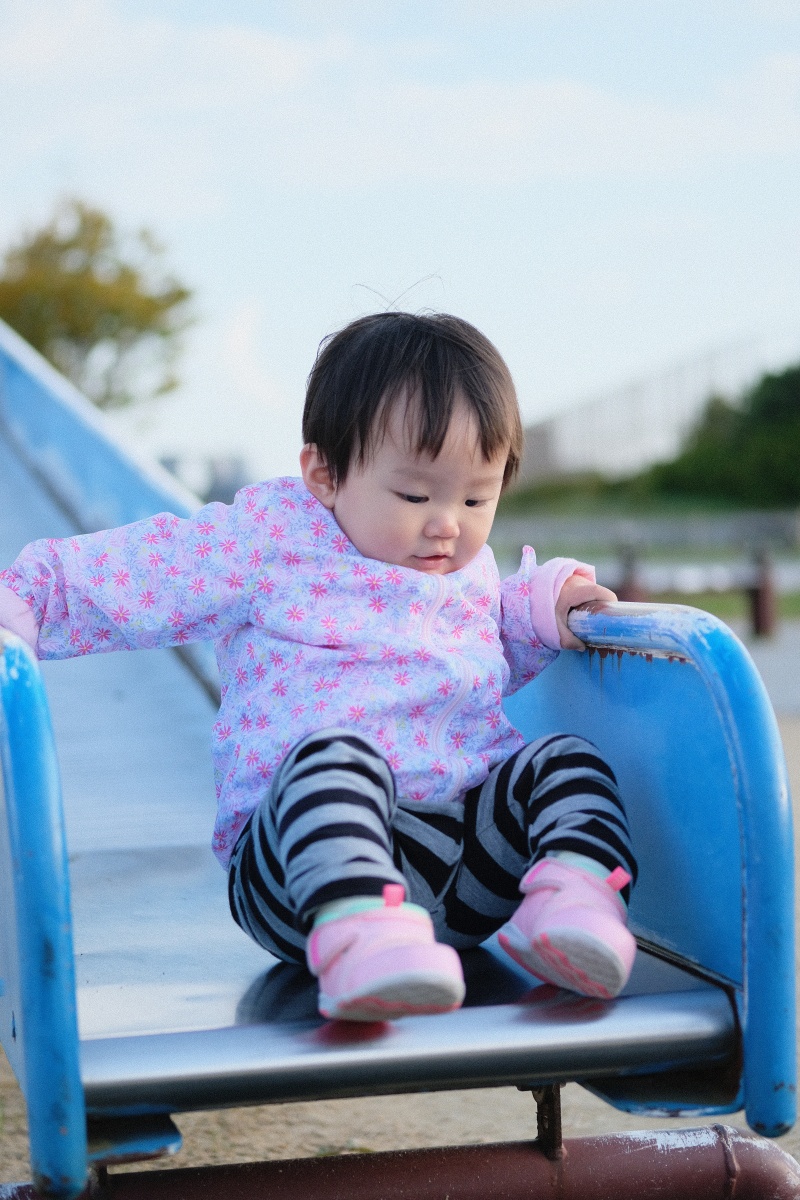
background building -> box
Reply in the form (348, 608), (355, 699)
(518, 329), (800, 485)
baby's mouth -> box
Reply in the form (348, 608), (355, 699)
(415, 553), (452, 567)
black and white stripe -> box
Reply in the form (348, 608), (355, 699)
(229, 731), (405, 960)
(229, 728), (636, 964)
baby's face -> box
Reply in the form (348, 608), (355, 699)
(310, 399), (507, 574)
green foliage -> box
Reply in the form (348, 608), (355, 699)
(0, 199), (192, 410)
(503, 362), (800, 514)
(646, 366), (800, 507)
(499, 471), (611, 514)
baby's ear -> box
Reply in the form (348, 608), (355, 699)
(300, 444), (337, 509)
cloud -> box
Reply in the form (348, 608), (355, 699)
(0, 0), (331, 89)
(278, 48), (800, 185)
(745, 0), (800, 19)
(290, 0), (580, 20)
(1, 0), (799, 226)
(0, 0), (346, 221)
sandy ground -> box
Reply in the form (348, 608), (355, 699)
(1, 716), (799, 1185)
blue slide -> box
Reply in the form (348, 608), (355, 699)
(0, 318), (795, 1198)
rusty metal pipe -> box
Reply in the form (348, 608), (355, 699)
(4, 1126), (800, 1200)
(5, 1125), (782, 1200)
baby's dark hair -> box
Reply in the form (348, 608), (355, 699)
(302, 312), (523, 489)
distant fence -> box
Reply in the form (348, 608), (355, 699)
(490, 512), (800, 639)
(518, 329), (800, 484)
(491, 511), (800, 557)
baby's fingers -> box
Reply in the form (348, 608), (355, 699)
(558, 609), (587, 651)
(562, 599), (613, 650)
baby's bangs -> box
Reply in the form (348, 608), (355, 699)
(304, 311), (522, 486)
(374, 353), (520, 480)
(371, 372), (457, 462)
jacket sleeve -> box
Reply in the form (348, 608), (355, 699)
(0, 489), (276, 661)
(499, 545), (596, 695)
(0, 584), (40, 652)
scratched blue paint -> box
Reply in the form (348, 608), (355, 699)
(507, 602), (796, 1136)
(0, 635), (87, 1198)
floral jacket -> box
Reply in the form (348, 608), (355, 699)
(0, 477), (591, 864)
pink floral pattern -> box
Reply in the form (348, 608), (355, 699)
(1, 477), (557, 865)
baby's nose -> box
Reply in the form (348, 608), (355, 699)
(425, 510), (459, 539)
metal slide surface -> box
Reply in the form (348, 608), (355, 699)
(0, 423), (274, 1039)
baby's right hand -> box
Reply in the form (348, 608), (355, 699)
(555, 574), (617, 651)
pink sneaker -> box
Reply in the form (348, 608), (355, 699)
(306, 885), (466, 1021)
(497, 860), (636, 999)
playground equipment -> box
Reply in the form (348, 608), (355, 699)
(1, 318), (799, 1198)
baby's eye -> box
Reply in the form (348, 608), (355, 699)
(400, 493), (427, 504)
(465, 499), (486, 508)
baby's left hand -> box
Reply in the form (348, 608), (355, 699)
(555, 575), (617, 651)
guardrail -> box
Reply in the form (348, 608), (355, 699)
(568, 602), (796, 1132)
(0, 632), (86, 1197)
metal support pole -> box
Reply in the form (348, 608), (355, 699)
(615, 543), (649, 604)
(532, 1082), (563, 1159)
(748, 547), (777, 638)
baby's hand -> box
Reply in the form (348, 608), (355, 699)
(555, 574), (617, 651)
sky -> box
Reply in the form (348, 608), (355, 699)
(1, 0), (800, 480)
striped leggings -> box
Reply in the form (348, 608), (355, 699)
(228, 728), (637, 965)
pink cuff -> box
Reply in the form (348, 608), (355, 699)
(0, 585), (40, 655)
(528, 556), (596, 650)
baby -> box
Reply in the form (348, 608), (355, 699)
(0, 312), (637, 1021)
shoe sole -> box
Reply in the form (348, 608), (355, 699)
(498, 923), (629, 999)
(319, 970), (466, 1021)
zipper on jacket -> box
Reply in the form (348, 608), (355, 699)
(423, 576), (472, 796)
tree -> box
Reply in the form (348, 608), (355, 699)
(499, 362), (800, 514)
(648, 365), (800, 507)
(0, 199), (192, 410)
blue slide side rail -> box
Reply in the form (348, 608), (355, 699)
(0, 318), (198, 532)
(0, 633), (87, 1198)
(569, 603), (796, 1136)
(0, 318), (219, 698)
